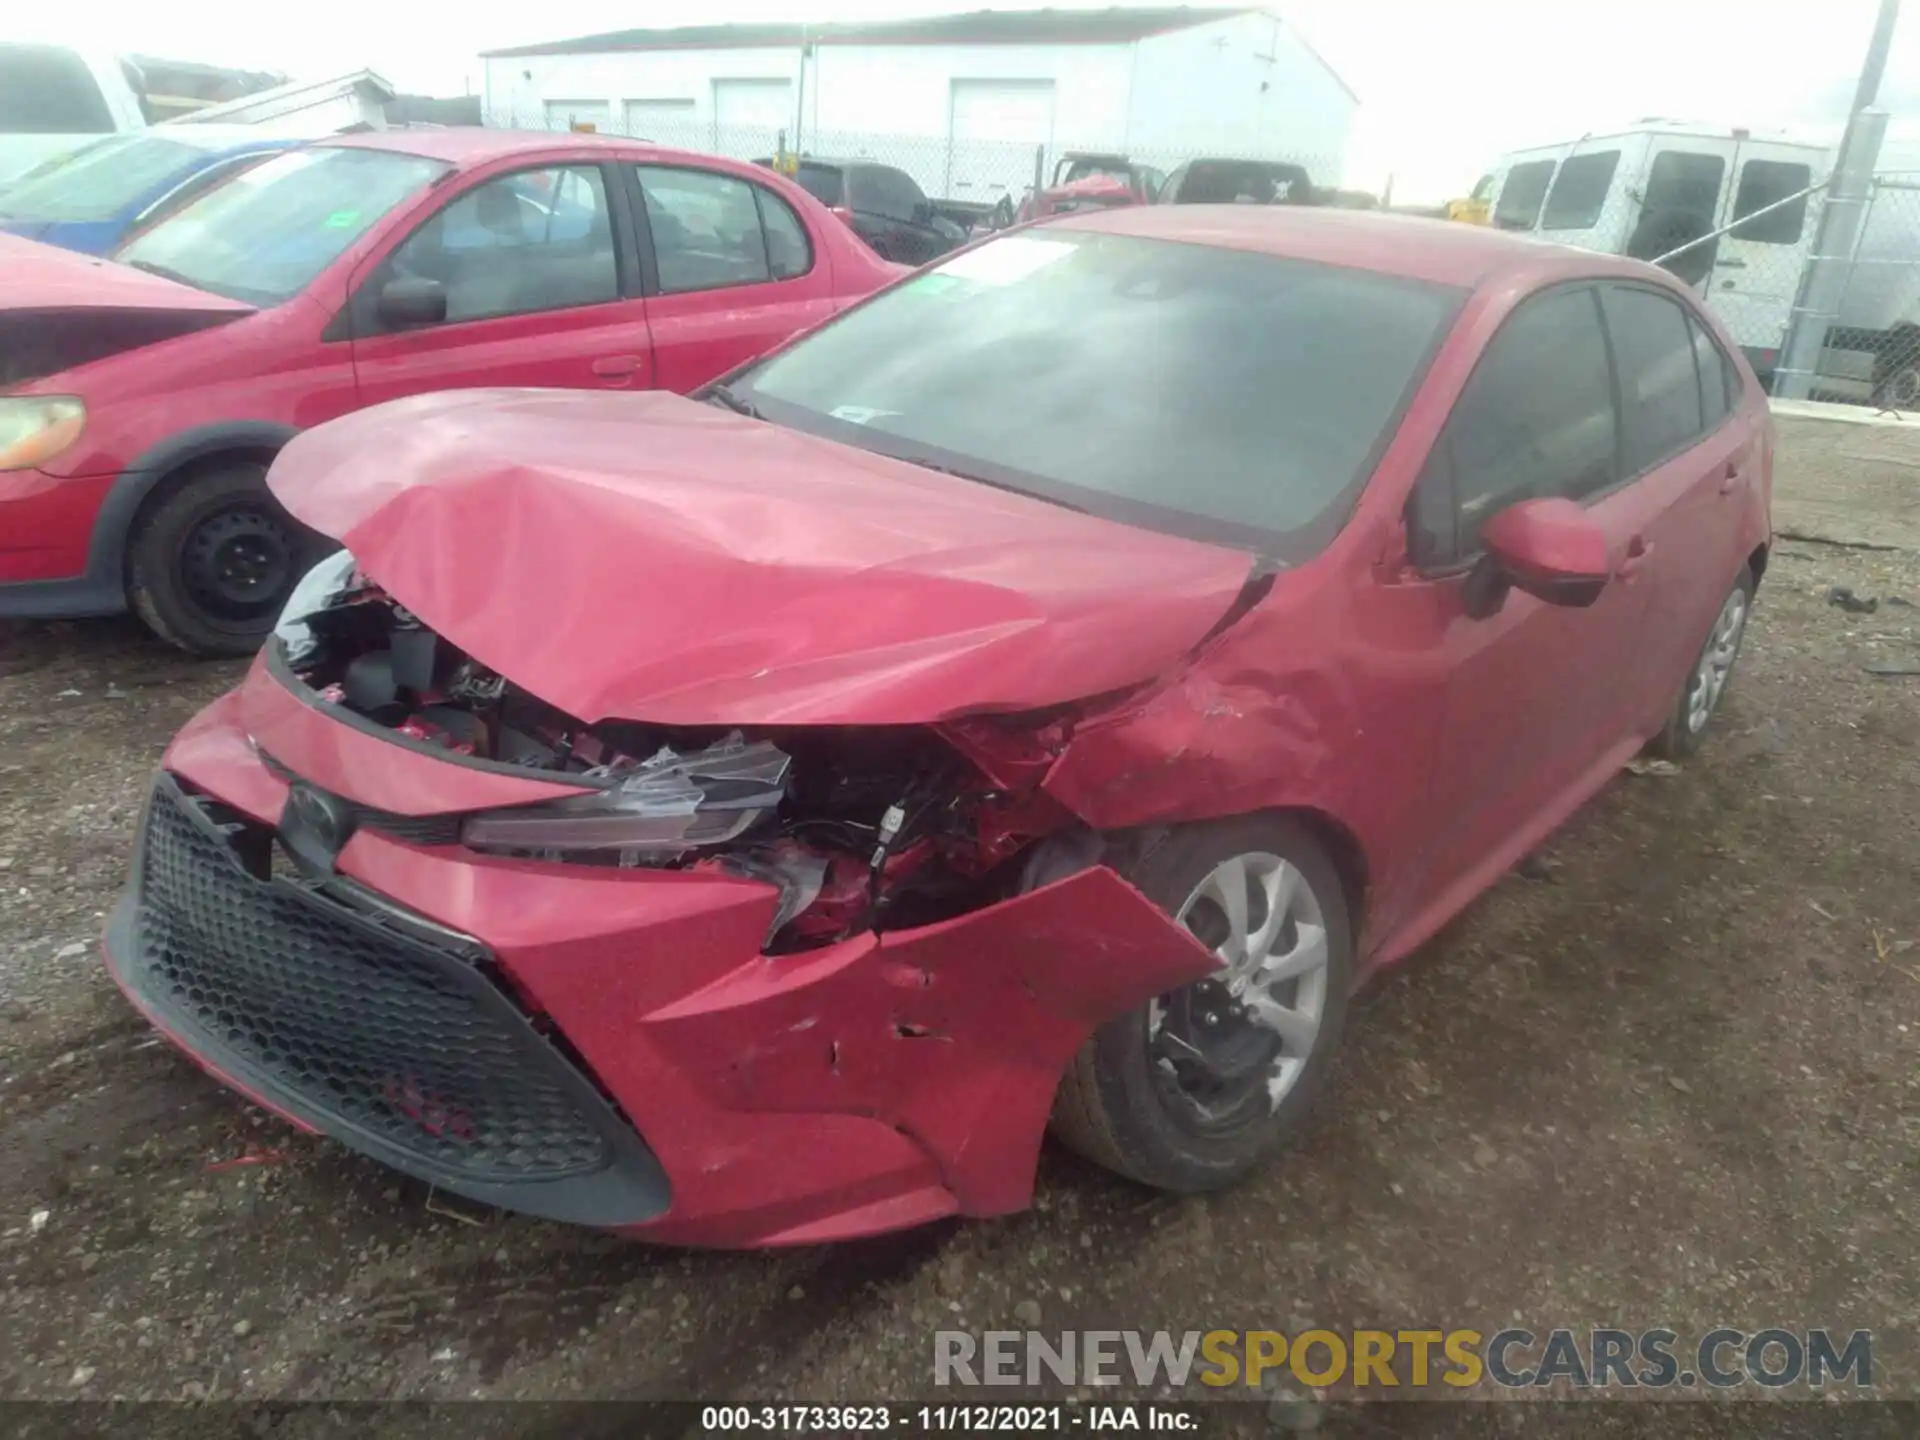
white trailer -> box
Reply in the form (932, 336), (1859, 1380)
(1486, 121), (1920, 401)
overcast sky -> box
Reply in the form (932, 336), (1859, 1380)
(19, 0), (1918, 200)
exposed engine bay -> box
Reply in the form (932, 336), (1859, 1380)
(275, 552), (1080, 951)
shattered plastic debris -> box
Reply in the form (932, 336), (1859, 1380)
(1625, 758), (1681, 778)
(1827, 585), (1879, 615)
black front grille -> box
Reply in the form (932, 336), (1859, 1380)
(128, 778), (615, 1185)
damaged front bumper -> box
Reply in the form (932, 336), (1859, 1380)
(103, 682), (1215, 1247)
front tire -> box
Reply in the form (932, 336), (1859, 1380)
(127, 462), (314, 657)
(1049, 816), (1354, 1192)
(1650, 566), (1755, 759)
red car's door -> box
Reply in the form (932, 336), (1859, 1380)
(1595, 284), (1768, 727)
(348, 161), (656, 405)
(626, 162), (838, 393)
(1396, 284), (1656, 907)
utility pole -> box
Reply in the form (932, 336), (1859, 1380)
(1774, 0), (1901, 399)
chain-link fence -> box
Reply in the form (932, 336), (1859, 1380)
(1805, 172), (1920, 406)
(1482, 139), (1920, 408)
(486, 103), (1345, 227)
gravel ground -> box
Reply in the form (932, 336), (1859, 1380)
(2, 421), (1918, 1430)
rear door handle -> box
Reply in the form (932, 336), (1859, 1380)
(592, 355), (645, 381)
(1719, 459), (1741, 495)
(1618, 536), (1654, 577)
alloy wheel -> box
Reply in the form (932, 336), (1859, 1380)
(1149, 851), (1331, 1128)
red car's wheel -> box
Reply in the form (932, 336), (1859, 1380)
(1651, 565), (1755, 760)
(1050, 815), (1353, 1192)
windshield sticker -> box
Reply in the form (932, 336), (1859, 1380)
(935, 236), (1076, 286)
(828, 405), (901, 426)
(323, 210), (361, 229)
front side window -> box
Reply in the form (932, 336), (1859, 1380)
(117, 146), (448, 306)
(1541, 150), (1620, 230)
(0, 133), (203, 221)
(0, 44), (112, 133)
(1731, 159), (1812, 244)
(736, 231), (1461, 555)
(1601, 286), (1705, 474)
(384, 165), (618, 324)
(851, 166), (921, 221)
(1494, 159), (1556, 230)
(1411, 287), (1616, 566)
(637, 166), (811, 292)
(790, 163), (845, 208)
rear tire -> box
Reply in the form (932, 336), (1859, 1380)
(1049, 815), (1353, 1192)
(127, 462), (316, 657)
(1650, 566), (1755, 759)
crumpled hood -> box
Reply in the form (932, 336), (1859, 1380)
(0, 232), (253, 314)
(269, 389), (1257, 727)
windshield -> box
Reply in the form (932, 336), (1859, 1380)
(117, 146), (449, 305)
(0, 133), (209, 221)
(738, 231), (1460, 554)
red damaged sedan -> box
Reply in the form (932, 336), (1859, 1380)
(105, 207), (1772, 1246)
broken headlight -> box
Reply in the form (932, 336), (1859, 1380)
(461, 734), (791, 857)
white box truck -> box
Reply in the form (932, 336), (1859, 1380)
(1486, 120), (1920, 402)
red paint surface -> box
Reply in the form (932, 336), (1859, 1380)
(0, 232), (252, 314)
(266, 388), (1257, 725)
(124, 210), (1775, 1243)
(1, 134), (897, 589)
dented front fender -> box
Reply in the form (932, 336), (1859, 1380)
(643, 866), (1216, 1215)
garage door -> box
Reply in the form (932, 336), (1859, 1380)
(543, 99), (609, 132)
(712, 78), (792, 158)
(622, 98), (698, 147)
(947, 79), (1056, 201)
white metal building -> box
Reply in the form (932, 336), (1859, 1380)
(480, 7), (1357, 204)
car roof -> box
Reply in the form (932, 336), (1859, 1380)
(1052, 204), (1667, 289)
(320, 126), (726, 168)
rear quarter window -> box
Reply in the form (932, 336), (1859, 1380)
(1731, 159), (1812, 243)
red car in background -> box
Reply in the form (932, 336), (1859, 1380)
(0, 129), (899, 654)
(107, 208), (1771, 1246)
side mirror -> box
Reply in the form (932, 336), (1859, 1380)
(376, 275), (447, 328)
(1478, 498), (1612, 611)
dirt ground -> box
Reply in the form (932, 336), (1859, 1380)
(2, 413), (1918, 1426)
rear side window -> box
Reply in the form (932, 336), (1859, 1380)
(1542, 150), (1620, 230)
(1410, 286), (1616, 565)
(1732, 159), (1812, 243)
(0, 44), (112, 133)
(637, 166), (812, 293)
(1494, 159), (1555, 230)
(1690, 313), (1740, 422)
(1601, 286), (1705, 474)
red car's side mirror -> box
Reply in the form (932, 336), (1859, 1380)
(1479, 497), (1612, 610)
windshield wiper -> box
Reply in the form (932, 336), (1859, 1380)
(899, 455), (1088, 515)
(705, 383), (761, 419)
(123, 257), (202, 289)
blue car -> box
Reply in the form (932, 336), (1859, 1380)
(0, 125), (300, 256)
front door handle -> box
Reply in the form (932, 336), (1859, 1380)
(1718, 459), (1741, 495)
(1618, 536), (1654, 578)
